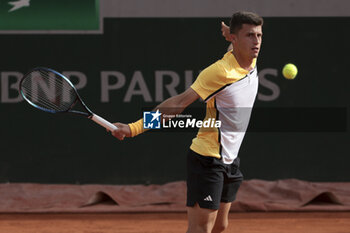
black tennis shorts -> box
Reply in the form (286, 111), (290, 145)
(186, 149), (243, 210)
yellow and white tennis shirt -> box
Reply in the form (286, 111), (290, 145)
(190, 51), (259, 164)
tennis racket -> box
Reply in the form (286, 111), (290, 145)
(19, 67), (118, 131)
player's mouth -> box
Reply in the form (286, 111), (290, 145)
(252, 47), (259, 53)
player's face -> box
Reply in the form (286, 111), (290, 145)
(231, 24), (263, 59)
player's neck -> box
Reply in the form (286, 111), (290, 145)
(231, 50), (254, 71)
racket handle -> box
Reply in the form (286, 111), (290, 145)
(90, 114), (118, 131)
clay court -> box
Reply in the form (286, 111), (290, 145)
(1, 180), (350, 232)
(1, 212), (350, 233)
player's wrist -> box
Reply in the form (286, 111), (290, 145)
(128, 118), (145, 137)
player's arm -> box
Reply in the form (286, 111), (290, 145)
(111, 88), (200, 140)
(155, 87), (200, 116)
(221, 22), (232, 42)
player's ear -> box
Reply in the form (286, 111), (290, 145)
(230, 33), (236, 43)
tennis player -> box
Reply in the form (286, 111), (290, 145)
(112, 11), (263, 233)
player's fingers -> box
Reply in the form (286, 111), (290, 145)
(111, 129), (119, 138)
(111, 129), (125, 140)
(221, 22), (229, 30)
(118, 133), (126, 140)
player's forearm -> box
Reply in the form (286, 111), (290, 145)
(128, 95), (186, 137)
(128, 88), (199, 138)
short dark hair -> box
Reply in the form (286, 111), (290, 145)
(230, 11), (263, 34)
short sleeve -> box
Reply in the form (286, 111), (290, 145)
(191, 62), (227, 102)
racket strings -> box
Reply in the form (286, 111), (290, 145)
(21, 70), (77, 112)
(22, 70), (75, 111)
(32, 70), (74, 110)
(22, 88), (74, 112)
(21, 82), (73, 112)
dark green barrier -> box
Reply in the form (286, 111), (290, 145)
(0, 18), (349, 184)
(0, 0), (99, 30)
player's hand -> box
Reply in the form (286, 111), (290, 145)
(221, 22), (232, 42)
(110, 123), (131, 140)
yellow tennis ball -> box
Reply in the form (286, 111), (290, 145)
(282, 63), (298, 80)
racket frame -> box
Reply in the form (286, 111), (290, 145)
(20, 67), (93, 117)
(20, 67), (118, 131)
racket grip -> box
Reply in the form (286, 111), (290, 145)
(90, 114), (118, 131)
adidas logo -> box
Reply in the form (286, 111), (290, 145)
(204, 195), (213, 202)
